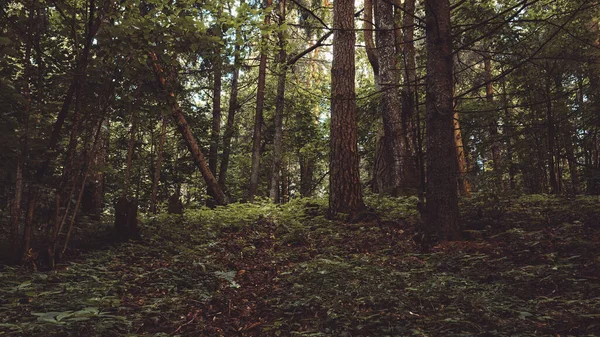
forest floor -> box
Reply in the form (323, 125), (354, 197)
(1, 194), (600, 336)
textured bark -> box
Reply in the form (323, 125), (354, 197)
(269, 0), (287, 203)
(249, 0), (273, 202)
(218, 27), (242, 191)
(150, 118), (167, 213)
(375, 0), (410, 195)
(150, 52), (228, 205)
(329, 0), (364, 216)
(401, 0), (420, 193)
(453, 112), (471, 197)
(424, 0), (460, 243)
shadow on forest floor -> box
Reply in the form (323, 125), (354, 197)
(1, 194), (600, 336)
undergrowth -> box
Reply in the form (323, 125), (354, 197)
(1, 194), (599, 336)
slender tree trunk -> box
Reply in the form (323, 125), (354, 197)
(501, 78), (517, 191)
(21, 187), (37, 261)
(485, 55), (502, 179)
(270, 0), (287, 203)
(11, 2), (35, 260)
(545, 73), (559, 194)
(249, 0), (273, 202)
(363, 0), (379, 78)
(218, 27), (242, 191)
(151, 117), (167, 213)
(453, 112), (471, 197)
(149, 52), (228, 205)
(122, 85), (141, 199)
(424, 0), (460, 243)
(330, 0), (364, 216)
(209, 39), (222, 176)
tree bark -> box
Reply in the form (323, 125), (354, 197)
(218, 26), (242, 191)
(453, 111), (471, 197)
(401, 0), (420, 194)
(375, 0), (409, 195)
(330, 0), (365, 216)
(269, 0), (287, 203)
(149, 52), (228, 205)
(249, 0), (273, 202)
(424, 0), (460, 243)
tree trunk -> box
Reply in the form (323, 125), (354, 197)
(218, 26), (242, 191)
(453, 112), (471, 197)
(545, 73), (559, 194)
(330, 0), (364, 216)
(375, 0), (409, 195)
(401, 0), (420, 194)
(363, 0), (379, 78)
(270, 0), (287, 203)
(149, 52), (228, 205)
(122, 86), (141, 199)
(209, 40), (222, 176)
(249, 0), (273, 202)
(485, 55), (502, 178)
(151, 117), (167, 213)
(424, 0), (460, 243)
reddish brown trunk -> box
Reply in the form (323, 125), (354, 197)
(330, 0), (365, 216)
(453, 112), (471, 197)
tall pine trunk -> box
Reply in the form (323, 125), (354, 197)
(330, 0), (364, 216)
(424, 0), (460, 243)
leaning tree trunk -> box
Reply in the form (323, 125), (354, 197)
(249, 0), (273, 202)
(424, 0), (460, 244)
(149, 52), (228, 205)
(329, 0), (364, 216)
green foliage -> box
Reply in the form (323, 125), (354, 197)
(3, 195), (599, 335)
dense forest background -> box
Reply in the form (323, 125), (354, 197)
(2, 0), (600, 335)
(2, 0), (600, 259)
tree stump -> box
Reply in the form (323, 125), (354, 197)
(114, 197), (139, 240)
(167, 193), (184, 214)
